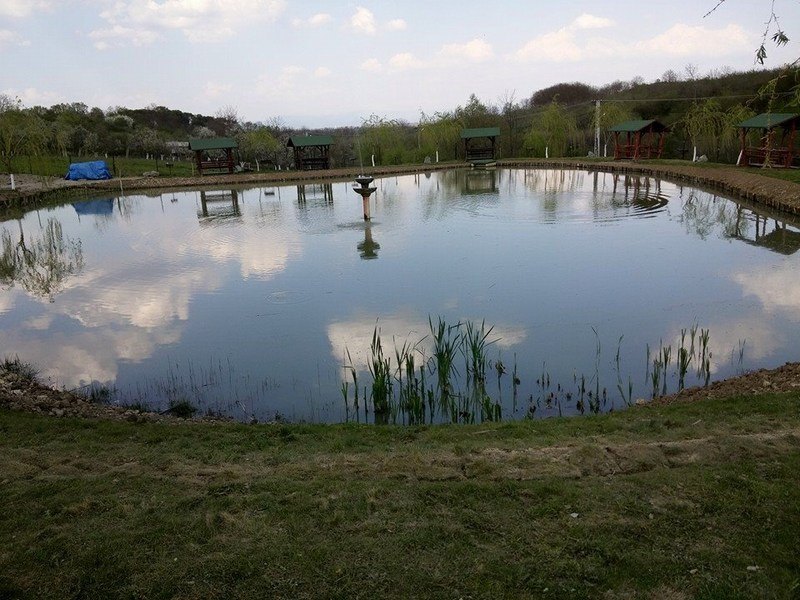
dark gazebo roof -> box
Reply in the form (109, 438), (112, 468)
(609, 120), (668, 133)
(738, 113), (799, 130)
(189, 137), (238, 151)
(461, 127), (501, 139)
(287, 135), (333, 148)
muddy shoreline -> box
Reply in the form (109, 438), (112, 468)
(2, 159), (800, 218)
(2, 361), (798, 424)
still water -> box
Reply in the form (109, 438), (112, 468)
(1, 168), (798, 422)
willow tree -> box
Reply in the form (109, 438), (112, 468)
(721, 104), (756, 162)
(684, 100), (728, 161)
(524, 101), (579, 157)
(418, 111), (461, 161)
(359, 114), (411, 166)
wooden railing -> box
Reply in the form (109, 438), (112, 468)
(743, 147), (793, 168)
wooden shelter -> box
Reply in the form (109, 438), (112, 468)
(189, 137), (238, 175)
(609, 120), (668, 160)
(287, 135), (333, 170)
(737, 113), (799, 168)
(461, 127), (501, 164)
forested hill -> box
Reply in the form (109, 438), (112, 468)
(0, 65), (797, 172)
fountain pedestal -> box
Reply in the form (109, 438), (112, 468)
(353, 175), (377, 221)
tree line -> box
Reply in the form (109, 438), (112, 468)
(1, 64), (797, 175)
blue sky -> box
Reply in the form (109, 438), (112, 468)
(1, 0), (798, 127)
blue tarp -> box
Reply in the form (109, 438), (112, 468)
(65, 161), (112, 181)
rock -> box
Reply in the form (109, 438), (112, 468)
(746, 565), (761, 572)
(142, 171), (159, 177)
(52, 408), (65, 417)
(635, 398), (647, 406)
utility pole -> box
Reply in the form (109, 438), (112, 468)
(594, 100), (601, 157)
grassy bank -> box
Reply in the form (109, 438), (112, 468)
(1, 392), (799, 599)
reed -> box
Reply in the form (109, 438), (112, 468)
(368, 325), (393, 418)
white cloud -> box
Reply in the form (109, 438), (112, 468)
(349, 6), (376, 35)
(204, 81), (233, 98)
(360, 58), (382, 72)
(314, 67), (332, 78)
(389, 52), (425, 71)
(93, 0), (286, 45)
(89, 25), (159, 50)
(440, 38), (493, 62)
(514, 15), (748, 64)
(292, 13), (332, 28)
(386, 18), (407, 31)
(0, 29), (29, 47)
(636, 24), (750, 57)
(0, 0), (51, 18)
(282, 65), (306, 76)
(2, 87), (63, 106)
(514, 28), (582, 62)
(348, 7), (404, 35)
(573, 13), (614, 30)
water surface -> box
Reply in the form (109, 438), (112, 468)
(1, 168), (798, 422)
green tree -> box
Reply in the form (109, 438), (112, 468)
(359, 114), (412, 165)
(418, 111), (461, 161)
(454, 94), (497, 129)
(0, 97), (49, 172)
(524, 101), (579, 157)
(683, 100), (727, 160)
(237, 127), (280, 166)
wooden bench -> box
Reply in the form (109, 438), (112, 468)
(744, 147), (793, 168)
(198, 159), (235, 175)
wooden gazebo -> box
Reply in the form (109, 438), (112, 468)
(609, 120), (668, 160)
(287, 135), (333, 170)
(737, 113), (799, 168)
(189, 137), (238, 175)
(461, 127), (500, 164)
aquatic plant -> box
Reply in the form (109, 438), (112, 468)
(0, 355), (39, 382)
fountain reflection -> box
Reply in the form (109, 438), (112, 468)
(357, 224), (380, 259)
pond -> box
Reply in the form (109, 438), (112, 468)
(1, 168), (799, 423)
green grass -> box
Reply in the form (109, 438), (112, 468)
(750, 168), (800, 185)
(1, 392), (799, 599)
(7, 154), (196, 178)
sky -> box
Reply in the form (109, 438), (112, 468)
(1, 0), (799, 127)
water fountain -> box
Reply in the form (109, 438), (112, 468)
(353, 175), (377, 221)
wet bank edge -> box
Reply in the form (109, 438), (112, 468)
(2, 159), (799, 218)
